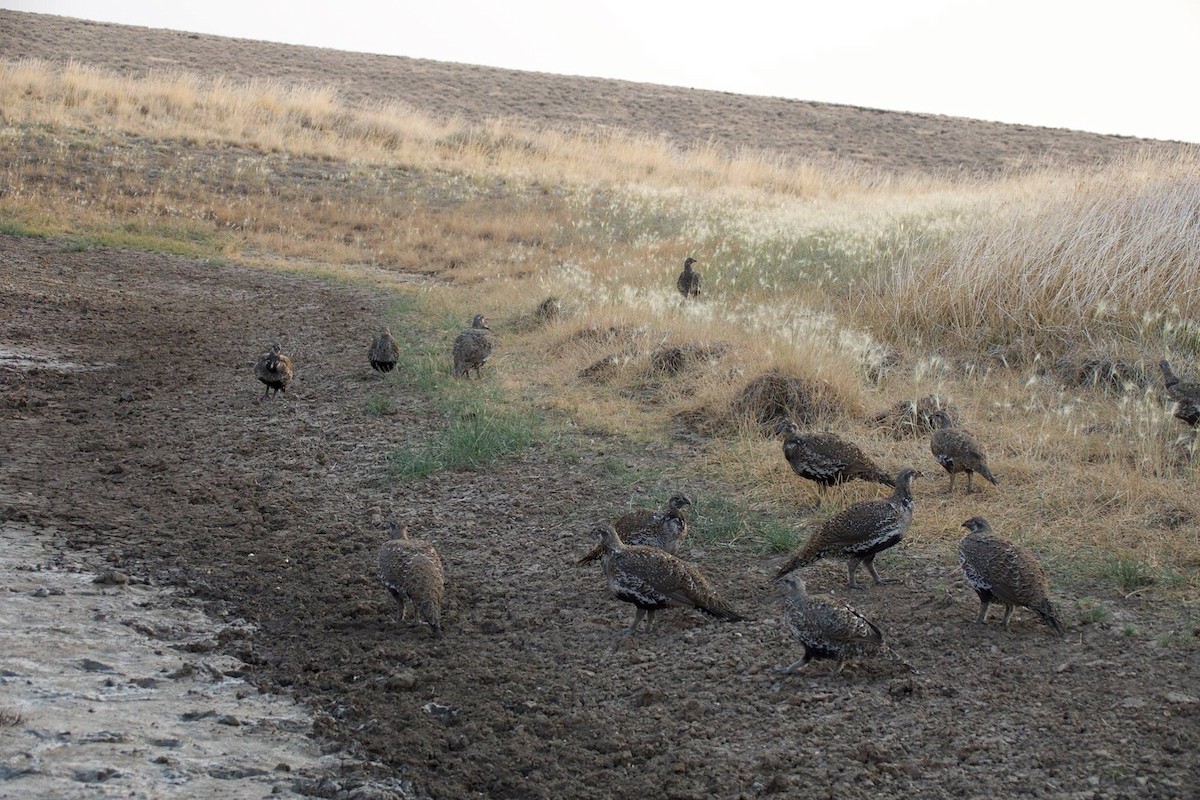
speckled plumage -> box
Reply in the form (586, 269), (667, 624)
(676, 257), (701, 299)
(777, 420), (894, 505)
(577, 495), (692, 565)
(254, 343), (293, 401)
(378, 521), (445, 638)
(592, 524), (742, 635)
(929, 411), (997, 494)
(452, 314), (493, 379)
(369, 327), (400, 373)
(958, 517), (1061, 635)
(1160, 359), (1200, 427)
(777, 575), (915, 675)
(774, 468), (921, 588)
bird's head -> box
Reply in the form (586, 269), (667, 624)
(774, 419), (799, 438)
(776, 574), (807, 596)
(385, 520), (409, 539)
(929, 410), (954, 430)
(961, 516), (991, 535)
(668, 494), (693, 511)
(684, 257), (697, 268)
(592, 523), (621, 548)
(472, 314), (490, 330)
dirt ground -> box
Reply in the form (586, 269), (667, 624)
(0, 234), (1197, 799)
(0, 9), (1185, 176)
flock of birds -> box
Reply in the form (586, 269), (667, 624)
(250, 256), (1200, 676)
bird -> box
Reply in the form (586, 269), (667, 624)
(590, 524), (743, 637)
(1159, 359), (1200, 427)
(369, 327), (400, 373)
(676, 257), (701, 300)
(254, 342), (293, 401)
(452, 314), (493, 378)
(777, 575), (916, 676)
(774, 468), (922, 589)
(958, 517), (1062, 635)
(776, 420), (894, 506)
(377, 521), (445, 638)
(929, 410), (998, 493)
(576, 494), (693, 565)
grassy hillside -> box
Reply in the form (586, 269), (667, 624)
(1, 43), (1197, 594)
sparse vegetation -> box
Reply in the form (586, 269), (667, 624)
(0, 57), (1197, 591)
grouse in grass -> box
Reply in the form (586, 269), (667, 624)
(452, 314), (493, 379)
(1159, 359), (1200, 427)
(677, 257), (701, 299)
(777, 420), (894, 506)
(929, 410), (998, 493)
(369, 327), (400, 373)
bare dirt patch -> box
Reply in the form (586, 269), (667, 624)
(1, 234), (1198, 799)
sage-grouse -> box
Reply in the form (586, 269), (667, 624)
(777, 420), (894, 505)
(254, 343), (293, 401)
(778, 575), (916, 675)
(369, 327), (400, 373)
(452, 314), (493, 379)
(929, 410), (997, 493)
(591, 524), (742, 635)
(677, 257), (701, 299)
(378, 521), (445, 638)
(1159, 359), (1200, 427)
(774, 468), (922, 588)
(958, 517), (1062, 635)
(576, 494), (692, 565)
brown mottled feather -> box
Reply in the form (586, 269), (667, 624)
(777, 421), (894, 504)
(930, 411), (997, 493)
(958, 517), (1061, 635)
(592, 525), (742, 634)
(378, 521), (445, 638)
(576, 494), (692, 565)
(676, 257), (701, 299)
(777, 575), (916, 675)
(452, 314), (493, 378)
(254, 342), (293, 401)
(774, 468), (921, 588)
(369, 327), (400, 373)
(1160, 359), (1200, 427)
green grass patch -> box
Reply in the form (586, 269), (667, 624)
(365, 394), (395, 417)
(692, 495), (799, 553)
(387, 402), (542, 480)
(0, 217), (47, 238)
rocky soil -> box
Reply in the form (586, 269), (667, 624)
(1, 235), (1197, 798)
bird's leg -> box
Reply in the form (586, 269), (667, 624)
(974, 599), (990, 624)
(832, 657), (847, 676)
(946, 471), (956, 494)
(645, 609), (657, 633)
(775, 653), (811, 674)
(1000, 604), (1015, 629)
(626, 607), (646, 635)
(965, 471), (976, 494)
(865, 554), (898, 585)
(846, 559), (867, 590)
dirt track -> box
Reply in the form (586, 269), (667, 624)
(1, 235), (1198, 799)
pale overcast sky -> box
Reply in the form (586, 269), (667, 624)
(3, 0), (1198, 143)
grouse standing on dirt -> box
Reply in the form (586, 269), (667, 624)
(677, 257), (701, 300)
(777, 575), (916, 675)
(254, 342), (293, 401)
(369, 327), (400, 373)
(452, 314), (493, 378)
(1159, 359), (1200, 427)
(958, 517), (1062, 635)
(774, 468), (922, 589)
(591, 524), (742, 636)
(929, 410), (998, 494)
(576, 494), (693, 565)
(378, 521), (445, 638)
(777, 420), (894, 506)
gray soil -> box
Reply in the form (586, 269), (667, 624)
(1, 234), (1197, 799)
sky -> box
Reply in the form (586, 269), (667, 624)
(3, 0), (1199, 144)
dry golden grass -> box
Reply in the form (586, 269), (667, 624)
(2, 58), (1197, 592)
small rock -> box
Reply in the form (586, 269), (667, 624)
(216, 714), (241, 727)
(80, 659), (114, 673)
(31, 587), (49, 598)
(1121, 696), (1147, 709)
(181, 710), (217, 722)
(93, 570), (129, 586)
(422, 702), (460, 726)
(1165, 692), (1197, 704)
